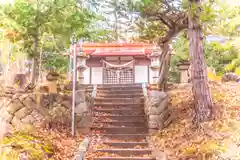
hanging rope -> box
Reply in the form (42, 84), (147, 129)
(102, 59), (134, 68)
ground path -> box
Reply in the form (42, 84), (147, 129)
(85, 83), (156, 160)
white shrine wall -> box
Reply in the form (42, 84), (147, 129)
(87, 66), (149, 84)
(91, 67), (103, 84)
(85, 56), (151, 84)
(82, 68), (90, 84)
(134, 66), (148, 83)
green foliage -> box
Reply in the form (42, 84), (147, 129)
(86, 29), (116, 42)
(132, 0), (189, 43)
(42, 52), (68, 73)
(0, 0), (105, 76)
(0, 31), (3, 41)
(205, 41), (238, 74)
(0, 0), (47, 56)
(169, 34), (239, 82)
(91, 0), (139, 41)
(235, 67), (240, 75)
(172, 34), (190, 62)
(210, 0), (240, 37)
(135, 21), (168, 43)
(0, 0), (117, 76)
(224, 58), (240, 73)
(134, 0), (239, 43)
(1, 128), (54, 160)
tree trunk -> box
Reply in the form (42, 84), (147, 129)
(157, 42), (172, 91)
(30, 57), (37, 84)
(31, 0), (40, 85)
(188, 0), (213, 124)
(30, 35), (39, 85)
(114, 0), (119, 42)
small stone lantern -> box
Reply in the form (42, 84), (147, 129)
(148, 46), (162, 84)
(177, 60), (190, 83)
(77, 47), (89, 84)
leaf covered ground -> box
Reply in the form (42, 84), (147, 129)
(0, 126), (85, 160)
(152, 82), (240, 160)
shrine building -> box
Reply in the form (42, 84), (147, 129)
(67, 43), (161, 85)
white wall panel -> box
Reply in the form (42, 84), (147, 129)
(135, 66), (148, 83)
(83, 68), (90, 84)
(91, 67), (103, 84)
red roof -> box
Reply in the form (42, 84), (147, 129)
(69, 43), (155, 56)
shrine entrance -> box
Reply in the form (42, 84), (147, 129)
(65, 43), (157, 84)
(103, 68), (134, 84)
(102, 60), (135, 84)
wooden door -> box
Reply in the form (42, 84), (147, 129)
(103, 68), (134, 84)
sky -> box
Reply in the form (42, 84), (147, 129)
(0, 0), (13, 4)
(0, 0), (8, 3)
(227, 0), (240, 6)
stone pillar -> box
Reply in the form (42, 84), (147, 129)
(77, 48), (89, 84)
(148, 46), (161, 85)
(77, 66), (87, 84)
(177, 61), (190, 83)
(150, 66), (160, 84)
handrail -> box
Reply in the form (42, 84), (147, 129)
(76, 138), (90, 160)
(92, 84), (97, 98)
(142, 83), (148, 98)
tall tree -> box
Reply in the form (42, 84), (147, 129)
(89, 0), (139, 41)
(188, 0), (213, 123)
(0, 0), (95, 84)
(133, 0), (221, 123)
(135, 0), (188, 90)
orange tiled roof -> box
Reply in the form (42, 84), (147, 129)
(69, 43), (155, 56)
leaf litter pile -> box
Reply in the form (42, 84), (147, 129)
(151, 82), (240, 160)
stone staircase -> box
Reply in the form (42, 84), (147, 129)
(86, 84), (156, 160)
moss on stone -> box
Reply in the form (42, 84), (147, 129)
(1, 128), (54, 160)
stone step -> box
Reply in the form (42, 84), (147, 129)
(97, 88), (142, 92)
(91, 126), (148, 134)
(94, 149), (152, 157)
(92, 117), (145, 123)
(95, 100), (144, 104)
(91, 134), (148, 142)
(93, 157), (155, 160)
(93, 112), (144, 117)
(97, 84), (142, 88)
(94, 105), (144, 110)
(97, 93), (143, 98)
(97, 86), (142, 90)
(94, 102), (144, 107)
(95, 97), (143, 100)
(93, 108), (144, 112)
(93, 108), (145, 116)
(92, 121), (147, 127)
(94, 97), (144, 103)
(103, 142), (149, 148)
(97, 89), (143, 94)
(93, 115), (146, 122)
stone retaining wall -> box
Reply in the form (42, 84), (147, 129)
(144, 90), (172, 131)
(0, 85), (93, 130)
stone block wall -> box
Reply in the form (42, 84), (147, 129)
(0, 94), (44, 128)
(144, 90), (172, 131)
(0, 84), (94, 130)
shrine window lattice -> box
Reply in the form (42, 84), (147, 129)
(103, 68), (134, 84)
